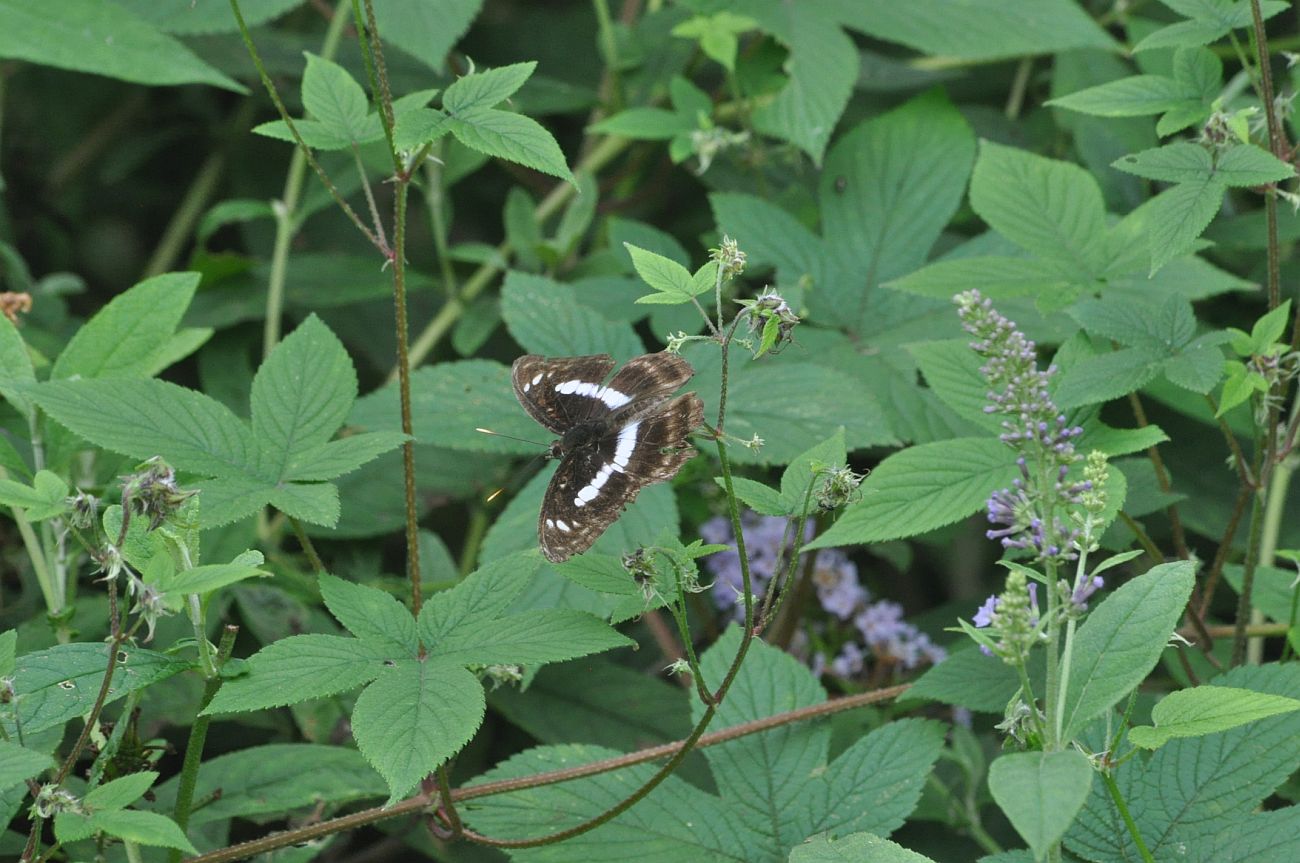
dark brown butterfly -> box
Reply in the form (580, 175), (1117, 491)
(511, 352), (704, 562)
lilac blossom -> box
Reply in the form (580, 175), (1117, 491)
(956, 291), (1089, 564)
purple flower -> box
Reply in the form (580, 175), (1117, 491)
(1071, 575), (1104, 611)
(811, 550), (868, 620)
(973, 595), (998, 628)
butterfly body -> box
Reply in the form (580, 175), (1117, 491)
(511, 352), (704, 563)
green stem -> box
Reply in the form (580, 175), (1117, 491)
(1101, 769), (1156, 863)
(289, 516), (326, 575)
(169, 627), (239, 863)
(391, 180), (423, 618)
(591, 0), (623, 113)
(1232, 490), (1267, 666)
(257, 2), (352, 360)
(457, 506), (489, 578)
(423, 146), (460, 299)
(1247, 454), (1293, 663)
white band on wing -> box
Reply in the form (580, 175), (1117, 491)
(554, 379), (632, 409)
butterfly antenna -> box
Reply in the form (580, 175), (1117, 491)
(477, 429), (552, 504)
(475, 427), (550, 447)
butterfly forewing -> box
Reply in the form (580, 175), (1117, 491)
(512, 354), (617, 434)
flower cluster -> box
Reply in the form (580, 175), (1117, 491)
(736, 287), (800, 357)
(701, 513), (945, 674)
(955, 291), (1089, 563)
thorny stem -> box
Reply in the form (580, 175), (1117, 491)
(1205, 394), (1255, 487)
(179, 685), (908, 863)
(1249, 0), (1286, 310)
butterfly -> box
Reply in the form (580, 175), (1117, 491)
(511, 352), (704, 563)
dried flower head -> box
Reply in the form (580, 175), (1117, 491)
(123, 457), (196, 531)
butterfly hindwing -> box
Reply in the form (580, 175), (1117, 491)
(512, 353), (617, 435)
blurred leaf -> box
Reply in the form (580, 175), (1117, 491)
(0, 0), (243, 91)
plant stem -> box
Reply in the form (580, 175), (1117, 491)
(257, 2), (352, 360)
(1101, 769), (1156, 863)
(169, 626), (239, 863)
(289, 517), (326, 574)
(1231, 490), (1267, 666)
(1127, 392), (1189, 560)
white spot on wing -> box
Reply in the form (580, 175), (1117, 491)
(554, 379), (632, 409)
(532, 373), (543, 385)
(556, 520), (571, 532)
(546, 518), (555, 528)
(523, 383), (530, 392)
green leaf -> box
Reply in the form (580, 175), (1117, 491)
(85, 770), (157, 810)
(419, 551), (540, 644)
(909, 340), (1002, 431)
(808, 438), (1018, 548)
(1115, 141), (1294, 187)
(52, 272), (199, 380)
(1059, 561), (1195, 740)
(0, 739), (53, 791)
(33, 378), (258, 478)
(1143, 176), (1226, 273)
(1054, 347), (1165, 409)
(318, 573), (417, 657)
(350, 360), (540, 456)
(625, 243), (702, 304)
(903, 645), (1034, 712)
(251, 314), (357, 477)
(370, 0), (481, 73)
(1249, 298), (1292, 351)
(724, 476), (786, 516)
(1047, 75), (1195, 117)
(1066, 663), (1300, 861)
(709, 192), (827, 295)
(300, 53), (372, 143)
(0, 314), (36, 418)
(0, 0), (242, 91)
(887, 256), (1077, 301)
(693, 628), (944, 853)
(1127, 685), (1300, 748)
(449, 108), (574, 183)
(989, 751), (1093, 861)
(444, 61), (536, 114)
(7, 643), (189, 735)
(844, 0), (1116, 61)
(791, 832), (939, 862)
(428, 609), (634, 666)
(817, 90), (975, 334)
(501, 272), (643, 360)
(0, 629), (15, 678)
(351, 660), (485, 802)
(969, 140), (1109, 276)
(0, 470), (69, 521)
(777, 428), (848, 515)
(591, 107), (693, 140)
(464, 742), (745, 857)
(488, 658), (692, 754)
(151, 744), (385, 826)
(685, 350), (895, 466)
(749, 8), (857, 163)
(203, 634), (395, 715)
(165, 562), (269, 600)
(57, 809), (196, 852)
(285, 431), (409, 482)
